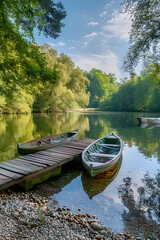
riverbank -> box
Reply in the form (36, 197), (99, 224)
(0, 189), (143, 240)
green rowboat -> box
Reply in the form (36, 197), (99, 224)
(82, 133), (123, 177)
(17, 129), (79, 155)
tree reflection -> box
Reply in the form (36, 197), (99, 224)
(118, 172), (160, 239)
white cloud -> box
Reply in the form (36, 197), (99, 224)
(102, 12), (131, 41)
(83, 32), (97, 39)
(99, 11), (107, 18)
(88, 21), (99, 26)
(69, 50), (121, 80)
(50, 41), (66, 47)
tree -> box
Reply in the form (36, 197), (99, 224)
(0, 0), (66, 40)
(34, 45), (90, 112)
(84, 69), (117, 108)
(122, 0), (160, 74)
(0, 1), (66, 113)
(0, 0), (66, 86)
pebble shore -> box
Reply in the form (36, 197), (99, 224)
(0, 190), (143, 240)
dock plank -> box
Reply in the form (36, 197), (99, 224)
(0, 162), (27, 175)
(50, 146), (83, 154)
(32, 152), (67, 161)
(10, 159), (43, 171)
(7, 159), (38, 173)
(47, 149), (80, 156)
(38, 151), (73, 158)
(20, 155), (54, 166)
(0, 174), (12, 185)
(20, 157), (48, 167)
(0, 168), (23, 179)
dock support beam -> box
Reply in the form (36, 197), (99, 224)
(17, 166), (61, 191)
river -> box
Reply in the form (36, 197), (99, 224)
(0, 111), (159, 239)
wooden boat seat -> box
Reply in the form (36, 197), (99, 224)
(89, 153), (117, 158)
(99, 144), (120, 147)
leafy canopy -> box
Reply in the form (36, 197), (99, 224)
(0, 0), (66, 40)
(122, 0), (160, 73)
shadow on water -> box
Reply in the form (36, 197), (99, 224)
(81, 156), (122, 199)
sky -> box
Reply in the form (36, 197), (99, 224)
(35, 0), (133, 81)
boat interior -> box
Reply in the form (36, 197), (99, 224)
(85, 137), (121, 163)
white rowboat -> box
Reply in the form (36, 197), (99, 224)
(82, 133), (123, 177)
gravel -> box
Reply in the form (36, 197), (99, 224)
(0, 189), (143, 240)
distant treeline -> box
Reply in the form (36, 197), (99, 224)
(86, 64), (160, 113)
(0, 42), (160, 113)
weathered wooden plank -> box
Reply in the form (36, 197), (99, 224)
(10, 159), (43, 171)
(0, 174), (12, 185)
(20, 155), (54, 166)
(47, 148), (80, 156)
(0, 168), (23, 179)
(7, 159), (38, 173)
(62, 144), (87, 150)
(50, 146), (83, 153)
(20, 157), (48, 167)
(38, 151), (71, 158)
(0, 162), (27, 175)
(1, 161), (33, 174)
(31, 152), (66, 161)
(46, 148), (75, 155)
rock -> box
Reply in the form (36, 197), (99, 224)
(95, 235), (103, 239)
(47, 235), (53, 240)
(101, 230), (109, 237)
(75, 234), (85, 240)
(90, 222), (102, 231)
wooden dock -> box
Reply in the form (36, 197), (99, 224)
(0, 138), (94, 191)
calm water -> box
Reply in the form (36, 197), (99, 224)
(0, 112), (160, 239)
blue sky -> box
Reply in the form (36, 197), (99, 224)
(35, 0), (133, 81)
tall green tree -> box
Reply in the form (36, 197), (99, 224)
(34, 45), (90, 112)
(122, 0), (160, 75)
(0, 1), (66, 113)
(84, 69), (117, 108)
(0, 0), (66, 86)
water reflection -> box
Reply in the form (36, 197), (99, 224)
(0, 112), (160, 238)
(118, 172), (160, 239)
(0, 112), (90, 162)
(137, 123), (160, 129)
(81, 156), (122, 199)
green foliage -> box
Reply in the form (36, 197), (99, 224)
(84, 69), (118, 108)
(38, 206), (45, 223)
(122, 0), (160, 74)
(0, 0), (66, 40)
(105, 64), (160, 112)
(0, 0), (66, 114)
(34, 45), (90, 112)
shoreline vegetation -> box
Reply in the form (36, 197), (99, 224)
(0, 189), (147, 240)
(1, 109), (160, 115)
(1, 42), (160, 115)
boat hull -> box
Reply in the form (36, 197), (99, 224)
(17, 129), (79, 155)
(82, 133), (123, 177)
(136, 117), (160, 124)
(82, 155), (121, 177)
(145, 118), (160, 124)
